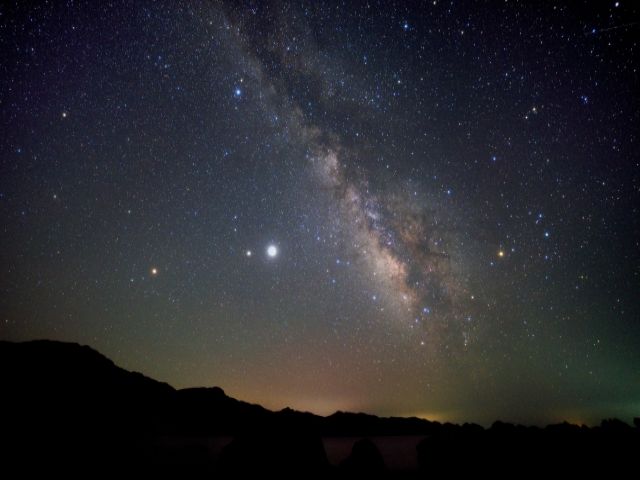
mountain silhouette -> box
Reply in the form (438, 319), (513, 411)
(1, 340), (638, 478)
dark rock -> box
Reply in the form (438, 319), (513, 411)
(339, 438), (385, 476)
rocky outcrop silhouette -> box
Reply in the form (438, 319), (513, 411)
(339, 438), (386, 476)
(1, 340), (638, 478)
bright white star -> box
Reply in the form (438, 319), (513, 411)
(267, 245), (278, 258)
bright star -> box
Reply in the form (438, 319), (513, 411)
(151, 267), (158, 276)
(246, 250), (252, 257)
(267, 245), (278, 258)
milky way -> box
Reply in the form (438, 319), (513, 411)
(228, 9), (476, 352)
(310, 146), (475, 349)
(1, 1), (639, 425)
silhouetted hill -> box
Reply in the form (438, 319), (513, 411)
(0, 339), (174, 399)
(1, 340), (638, 478)
(325, 411), (438, 436)
(0, 340), (439, 438)
(1, 340), (175, 432)
(170, 386), (273, 435)
(1, 340), (177, 475)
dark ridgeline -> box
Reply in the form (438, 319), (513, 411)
(0, 340), (638, 478)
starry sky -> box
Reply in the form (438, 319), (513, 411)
(1, 0), (639, 426)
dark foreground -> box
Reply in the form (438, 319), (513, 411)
(1, 340), (638, 478)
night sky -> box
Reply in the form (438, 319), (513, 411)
(1, 1), (639, 426)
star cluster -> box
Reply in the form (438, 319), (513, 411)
(1, 1), (639, 425)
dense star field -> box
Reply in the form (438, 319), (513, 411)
(1, 1), (638, 425)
